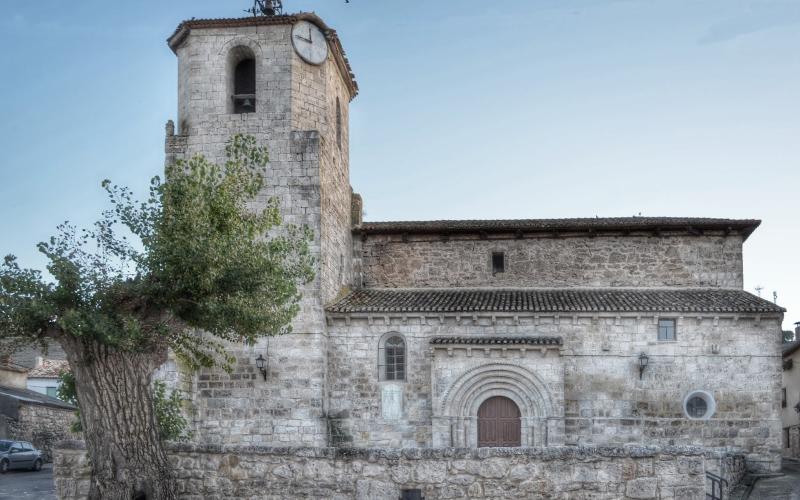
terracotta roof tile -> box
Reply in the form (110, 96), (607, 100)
(28, 359), (69, 379)
(327, 288), (785, 314)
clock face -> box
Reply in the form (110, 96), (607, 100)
(292, 20), (328, 66)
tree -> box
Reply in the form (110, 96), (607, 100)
(0, 135), (314, 500)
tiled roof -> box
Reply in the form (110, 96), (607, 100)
(327, 288), (785, 314)
(0, 385), (75, 411)
(167, 13), (358, 99)
(28, 359), (69, 379)
(783, 339), (800, 358)
(355, 217), (761, 240)
(431, 337), (562, 346)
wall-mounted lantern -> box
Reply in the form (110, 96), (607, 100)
(638, 352), (649, 379)
(255, 354), (268, 381)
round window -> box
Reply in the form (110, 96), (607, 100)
(683, 391), (715, 420)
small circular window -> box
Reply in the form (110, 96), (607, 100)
(683, 391), (715, 420)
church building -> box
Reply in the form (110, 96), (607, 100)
(162, 8), (785, 476)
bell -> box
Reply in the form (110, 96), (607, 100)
(242, 98), (254, 109)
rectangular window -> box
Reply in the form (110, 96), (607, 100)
(657, 319), (676, 341)
(786, 428), (791, 448)
(783, 388), (788, 408)
(492, 252), (505, 275)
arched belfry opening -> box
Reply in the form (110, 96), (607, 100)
(227, 46), (257, 114)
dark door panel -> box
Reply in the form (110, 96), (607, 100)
(478, 396), (521, 447)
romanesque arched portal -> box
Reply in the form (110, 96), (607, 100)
(434, 361), (561, 448)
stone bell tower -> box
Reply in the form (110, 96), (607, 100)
(165, 11), (358, 446)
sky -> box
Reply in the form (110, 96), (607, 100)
(0, 0), (798, 329)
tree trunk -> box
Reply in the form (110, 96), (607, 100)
(60, 337), (177, 500)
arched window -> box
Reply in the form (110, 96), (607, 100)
(233, 58), (256, 113)
(378, 334), (406, 381)
(227, 46), (257, 114)
(336, 97), (342, 150)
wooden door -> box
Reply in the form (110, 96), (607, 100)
(478, 396), (521, 447)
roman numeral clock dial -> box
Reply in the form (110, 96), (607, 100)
(292, 20), (329, 65)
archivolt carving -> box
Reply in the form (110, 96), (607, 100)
(440, 363), (554, 419)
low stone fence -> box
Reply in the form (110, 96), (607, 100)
(4, 402), (78, 462)
(54, 442), (712, 499)
(704, 452), (747, 499)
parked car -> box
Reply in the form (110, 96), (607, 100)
(0, 440), (43, 473)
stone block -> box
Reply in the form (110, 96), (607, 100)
(625, 478), (657, 499)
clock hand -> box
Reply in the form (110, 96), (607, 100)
(295, 34), (312, 43)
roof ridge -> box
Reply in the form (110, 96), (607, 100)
(355, 217), (762, 241)
(361, 216), (760, 223)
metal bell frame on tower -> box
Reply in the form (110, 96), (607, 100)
(247, 0), (283, 17)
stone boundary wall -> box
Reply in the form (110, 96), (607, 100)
(6, 403), (78, 462)
(54, 442), (719, 499)
(705, 452), (747, 499)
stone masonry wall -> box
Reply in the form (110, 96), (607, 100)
(54, 443), (710, 500)
(8, 403), (78, 462)
(170, 24), (342, 447)
(359, 233), (744, 289)
(327, 313), (782, 471)
(291, 26), (355, 305)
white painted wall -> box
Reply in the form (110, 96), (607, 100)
(27, 377), (61, 399)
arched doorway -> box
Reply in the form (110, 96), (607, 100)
(477, 396), (521, 447)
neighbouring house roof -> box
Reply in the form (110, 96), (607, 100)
(1, 340), (67, 370)
(0, 385), (75, 411)
(784, 340), (800, 358)
(0, 362), (27, 374)
(27, 359), (69, 379)
(327, 288), (785, 314)
(430, 336), (562, 346)
(167, 13), (358, 99)
(354, 217), (761, 240)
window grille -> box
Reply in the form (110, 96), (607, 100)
(657, 318), (676, 341)
(686, 396), (707, 418)
(378, 335), (406, 381)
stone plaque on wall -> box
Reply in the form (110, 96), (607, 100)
(381, 384), (403, 420)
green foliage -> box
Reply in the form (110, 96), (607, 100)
(152, 381), (192, 442)
(0, 135), (314, 371)
(57, 370), (82, 433)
